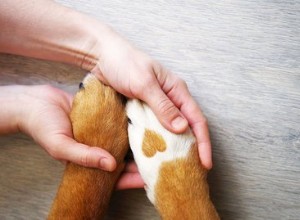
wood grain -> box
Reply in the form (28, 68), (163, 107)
(0, 0), (299, 219)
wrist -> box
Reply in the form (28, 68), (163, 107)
(75, 19), (114, 71)
(0, 86), (29, 135)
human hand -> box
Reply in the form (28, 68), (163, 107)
(91, 29), (212, 169)
(0, 0), (211, 169)
(1, 85), (143, 190)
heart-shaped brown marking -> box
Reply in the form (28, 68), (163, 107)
(142, 129), (167, 157)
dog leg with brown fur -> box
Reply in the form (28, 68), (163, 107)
(48, 73), (129, 219)
(126, 100), (220, 220)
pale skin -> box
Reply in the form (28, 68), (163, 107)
(0, 0), (212, 189)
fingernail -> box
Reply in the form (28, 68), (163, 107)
(171, 116), (188, 131)
(99, 158), (114, 172)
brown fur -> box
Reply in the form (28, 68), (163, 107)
(48, 75), (128, 219)
(155, 145), (220, 220)
(142, 129), (167, 157)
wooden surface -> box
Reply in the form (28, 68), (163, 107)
(0, 0), (299, 219)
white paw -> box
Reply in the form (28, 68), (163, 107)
(126, 99), (195, 203)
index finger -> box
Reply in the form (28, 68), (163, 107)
(187, 107), (212, 170)
(164, 78), (212, 169)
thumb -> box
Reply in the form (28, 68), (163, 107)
(140, 82), (188, 133)
(46, 135), (117, 171)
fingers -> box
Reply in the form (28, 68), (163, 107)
(47, 135), (145, 190)
(116, 172), (144, 190)
(185, 107), (212, 169)
(136, 63), (212, 169)
(50, 136), (143, 190)
(124, 160), (139, 172)
(166, 79), (212, 169)
(115, 162), (144, 190)
(149, 65), (212, 169)
(138, 76), (188, 134)
(47, 135), (117, 171)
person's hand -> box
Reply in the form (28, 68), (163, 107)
(2, 85), (143, 190)
(0, 0), (212, 169)
(91, 30), (212, 169)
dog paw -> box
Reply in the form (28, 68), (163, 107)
(71, 73), (128, 159)
(126, 99), (195, 203)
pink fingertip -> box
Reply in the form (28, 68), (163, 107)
(99, 157), (116, 172)
(198, 142), (213, 170)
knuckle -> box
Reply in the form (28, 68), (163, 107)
(158, 98), (178, 117)
(175, 77), (188, 90)
(152, 61), (163, 74)
(165, 77), (188, 98)
(193, 116), (208, 128)
(180, 79), (188, 89)
(80, 150), (89, 167)
(144, 58), (155, 71)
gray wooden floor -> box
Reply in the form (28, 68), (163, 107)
(0, 1), (299, 219)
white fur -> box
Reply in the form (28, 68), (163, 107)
(126, 99), (196, 204)
(82, 73), (96, 84)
